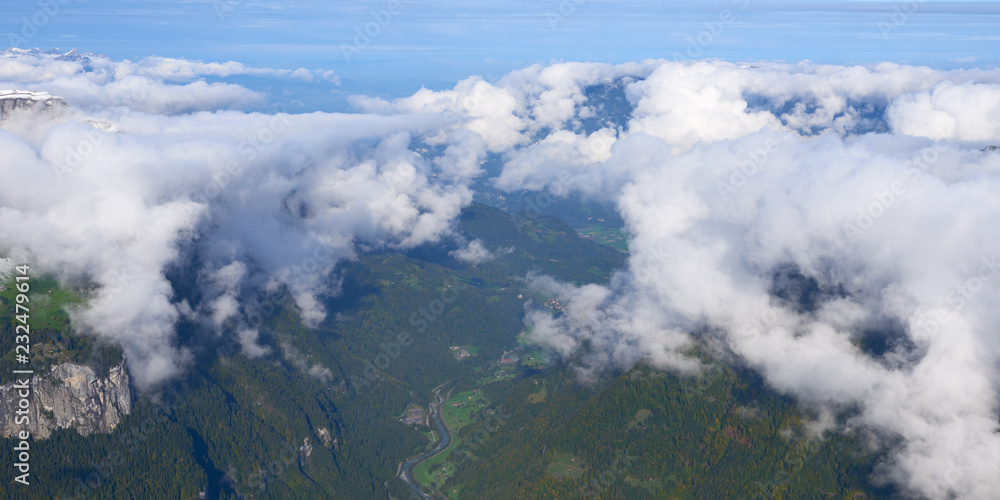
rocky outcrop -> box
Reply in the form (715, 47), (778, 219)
(0, 361), (132, 439)
(0, 90), (69, 121)
(316, 427), (333, 448)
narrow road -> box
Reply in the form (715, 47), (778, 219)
(398, 385), (454, 499)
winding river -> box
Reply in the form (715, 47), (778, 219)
(397, 385), (454, 499)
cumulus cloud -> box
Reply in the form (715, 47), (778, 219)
(0, 48), (338, 114)
(6, 50), (1000, 498)
(349, 61), (658, 153)
(129, 55), (320, 82)
(580, 129), (1000, 499)
(625, 62), (780, 150)
(206, 261), (248, 327)
(237, 328), (270, 358)
(351, 77), (529, 152)
(281, 341), (332, 383)
(475, 61), (1000, 499)
(450, 239), (494, 264)
(889, 81), (1000, 141)
(0, 54), (473, 389)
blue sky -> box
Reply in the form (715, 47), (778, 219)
(3, 1), (999, 88)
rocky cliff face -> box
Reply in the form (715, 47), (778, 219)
(0, 361), (132, 439)
(0, 90), (69, 121)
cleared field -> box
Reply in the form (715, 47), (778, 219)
(413, 389), (490, 490)
(527, 381), (547, 404)
(576, 225), (629, 252)
(0, 274), (81, 332)
(547, 452), (585, 479)
(627, 408), (652, 430)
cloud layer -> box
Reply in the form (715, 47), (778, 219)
(369, 59), (1000, 499)
(0, 48), (339, 114)
(0, 50), (478, 388)
(3, 51), (1000, 498)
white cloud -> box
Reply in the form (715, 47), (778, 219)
(0, 49), (340, 114)
(0, 56), (474, 389)
(6, 51), (1000, 498)
(493, 127), (618, 193)
(237, 328), (270, 358)
(349, 61), (657, 153)
(450, 239), (494, 264)
(352, 77), (529, 152)
(889, 81), (1000, 141)
(206, 261), (248, 327)
(289, 67), (314, 82)
(625, 61), (781, 151)
(492, 61), (1000, 500)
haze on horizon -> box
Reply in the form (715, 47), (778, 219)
(3, 0), (998, 86)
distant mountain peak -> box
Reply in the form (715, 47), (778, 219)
(3, 47), (101, 62)
(0, 89), (69, 120)
(0, 89), (57, 101)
